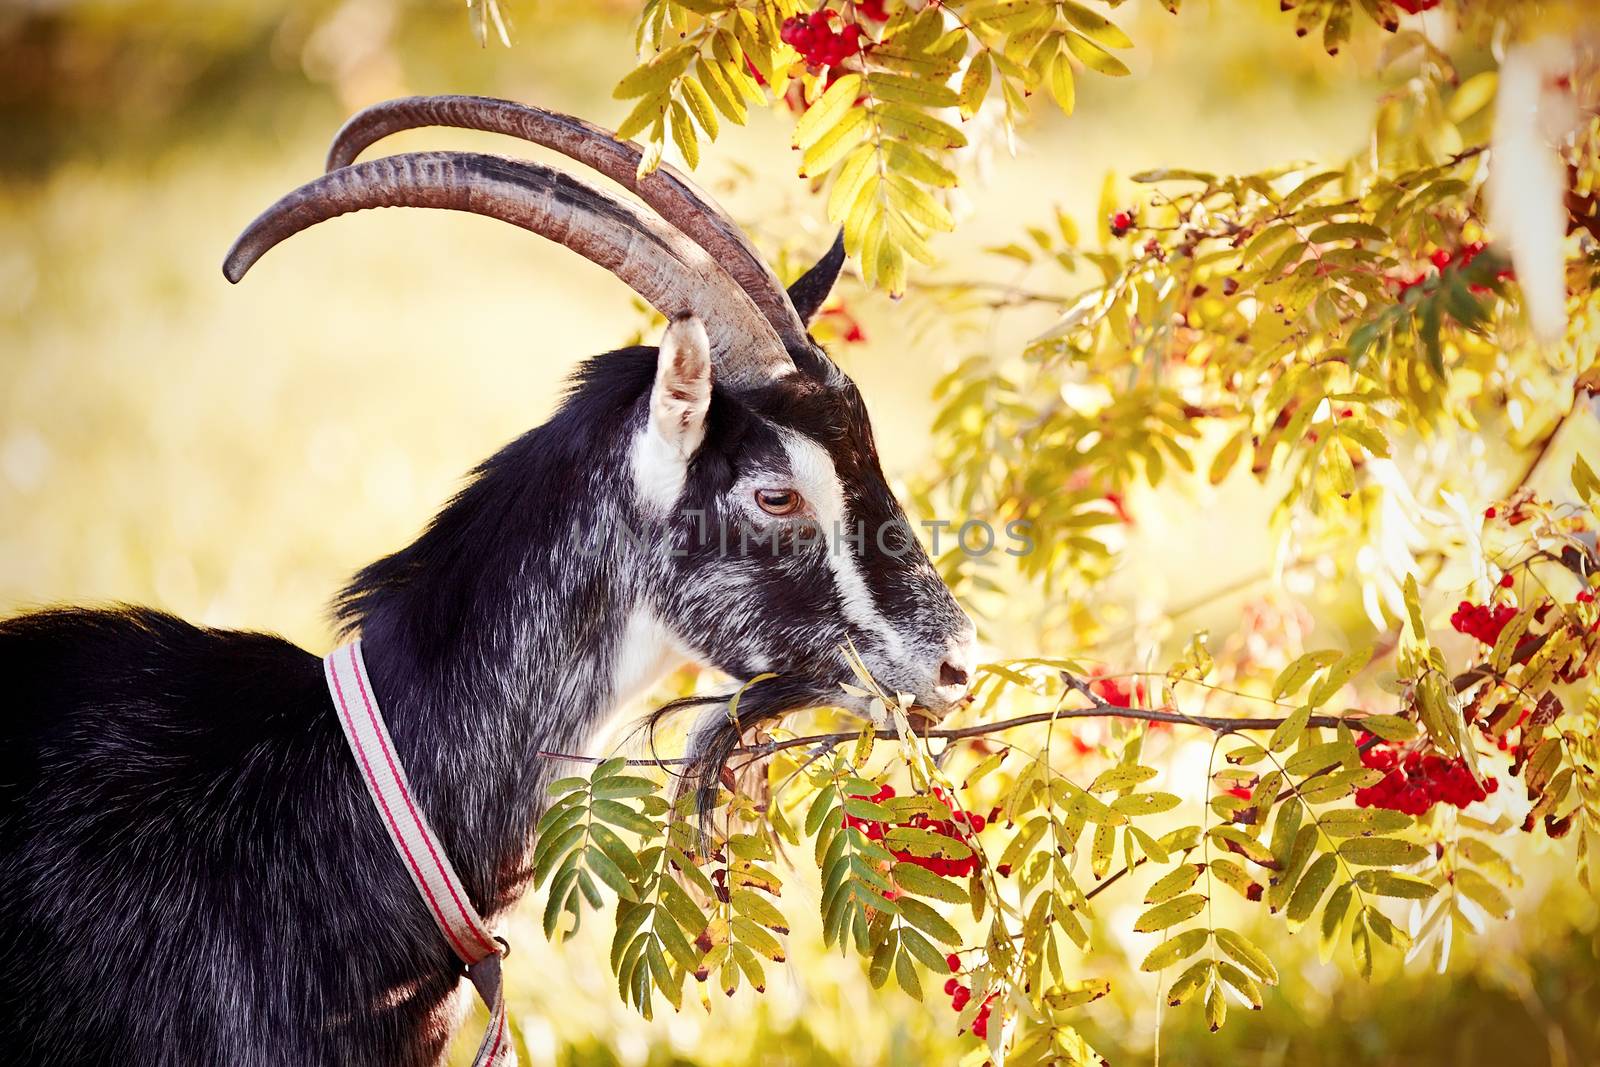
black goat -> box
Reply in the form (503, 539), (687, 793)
(0, 96), (975, 1066)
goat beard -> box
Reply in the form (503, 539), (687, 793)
(641, 673), (848, 836)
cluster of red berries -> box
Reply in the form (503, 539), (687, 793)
(842, 785), (989, 877)
(1089, 671), (1147, 709)
(781, 10), (867, 67)
(942, 955), (1000, 1038)
(1392, 240), (1514, 296)
(1450, 599), (1517, 646)
(1354, 737), (1498, 814)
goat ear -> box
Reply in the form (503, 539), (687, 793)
(785, 231), (846, 325)
(649, 314), (712, 460)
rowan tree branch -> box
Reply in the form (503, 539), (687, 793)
(538, 676), (1360, 768)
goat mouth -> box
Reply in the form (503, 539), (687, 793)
(906, 694), (973, 724)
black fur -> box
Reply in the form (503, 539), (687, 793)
(785, 231), (846, 324)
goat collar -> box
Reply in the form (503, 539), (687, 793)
(324, 640), (515, 1067)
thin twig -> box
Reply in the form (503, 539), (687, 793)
(538, 687), (1358, 768)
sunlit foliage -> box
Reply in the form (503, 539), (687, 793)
(499, 3), (1600, 1064)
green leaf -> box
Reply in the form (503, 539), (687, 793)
(1308, 221), (1388, 243)
(592, 798), (657, 836)
(891, 861), (970, 904)
(1284, 740), (1357, 777)
(1218, 961), (1264, 1010)
(894, 896), (962, 945)
(1353, 870), (1438, 899)
(1317, 809), (1412, 838)
(1272, 651), (1341, 699)
(1205, 970), (1227, 1031)
(1140, 928), (1209, 972)
(897, 926), (949, 972)
(1308, 645), (1371, 707)
(1089, 765), (1159, 793)
(1111, 791), (1182, 817)
(885, 826), (975, 860)
(1358, 714), (1418, 742)
(1286, 853), (1337, 927)
(1145, 862), (1204, 905)
(1337, 837), (1428, 867)
(1133, 893), (1207, 932)
(592, 775), (658, 799)
(732, 888), (789, 933)
(1268, 705), (1313, 754)
(586, 844), (639, 901)
(1167, 959), (1213, 1006)
(1457, 867), (1513, 918)
(895, 946), (923, 999)
(1215, 928), (1279, 985)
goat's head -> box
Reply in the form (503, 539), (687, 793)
(225, 95), (976, 744)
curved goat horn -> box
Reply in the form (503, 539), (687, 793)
(223, 151), (794, 388)
(324, 95), (811, 351)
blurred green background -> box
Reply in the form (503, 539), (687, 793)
(1, 2), (1594, 1064)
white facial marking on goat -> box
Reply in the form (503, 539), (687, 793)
(776, 428), (906, 661)
(610, 608), (689, 706)
(632, 316), (711, 513)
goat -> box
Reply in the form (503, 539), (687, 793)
(0, 95), (976, 1066)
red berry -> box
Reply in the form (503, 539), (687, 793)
(946, 953), (961, 973)
(1110, 211), (1133, 236)
(944, 977), (960, 995)
(1430, 248), (1453, 269)
(1579, 591), (1595, 604)
(951, 984), (971, 1010)
(1485, 507), (1497, 519)
(1500, 573), (1516, 589)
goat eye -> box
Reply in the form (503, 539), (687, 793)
(754, 488), (803, 516)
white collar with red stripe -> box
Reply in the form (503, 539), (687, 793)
(324, 640), (515, 1067)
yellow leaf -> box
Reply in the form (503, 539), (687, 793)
(1064, 31), (1131, 76)
(613, 45), (696, 100)
(1047, 45), (1076, 115)
(959, 52), (992, 119)
(1209, 427), (1248, 485)
(801, 108), (870, 177)
(865, 71), (959, 109)
(696, 58), (747, 125)
(678, 72), (720, 139)
(616, 94), (670, 143)
(794, 73), (863, 150)
(1059, 0), (1134, 49)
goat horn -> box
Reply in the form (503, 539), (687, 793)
(223, 151), (794, 387)
(324, 95), (811, 351)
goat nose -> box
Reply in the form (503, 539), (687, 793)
(939, 661), (969, 688)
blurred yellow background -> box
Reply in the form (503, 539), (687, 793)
(2, 2), (1594, 1064)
